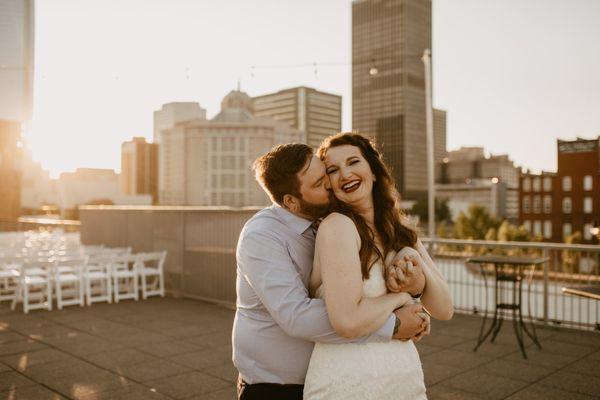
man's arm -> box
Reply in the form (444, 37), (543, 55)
(237, 227), (395, 344)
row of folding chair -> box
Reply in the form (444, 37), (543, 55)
(0, 250), (167, 313)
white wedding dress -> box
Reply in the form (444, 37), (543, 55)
(303, 255), (427, 400)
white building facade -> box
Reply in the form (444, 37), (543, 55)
(159, 91), (303, 207)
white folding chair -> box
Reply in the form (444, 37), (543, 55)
(111, 254), (139, 302)
(0, 260), (20, 302)
(84, 255), (113, 305)
(81, 245), (105, 256)
(138, 251), (167, 299)
(107, 246), (132, 255)
(54, 257), (86, 309)
(12, 260), (53, 313)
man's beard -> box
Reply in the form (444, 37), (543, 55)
(298, 197), (331, 219)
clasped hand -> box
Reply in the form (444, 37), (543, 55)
(386, 253), (426, 297)
(387, 252), (429, 342)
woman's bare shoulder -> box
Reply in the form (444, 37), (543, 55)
(318, 212), (359, 240)
(319, 212), (354, 229)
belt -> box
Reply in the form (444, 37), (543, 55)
(238, 377), (303, 389)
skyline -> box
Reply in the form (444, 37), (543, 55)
(26, 0), (600, 178)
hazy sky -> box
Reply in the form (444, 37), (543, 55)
(28, 0), (600, 177)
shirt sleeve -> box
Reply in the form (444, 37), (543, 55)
(237, 227), (395, 344)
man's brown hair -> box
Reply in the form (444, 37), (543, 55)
(253, 143), (313, 205)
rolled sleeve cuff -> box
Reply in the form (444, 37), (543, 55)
(371, 314), (396, 342)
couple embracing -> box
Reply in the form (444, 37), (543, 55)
(233, 132), (454, 400)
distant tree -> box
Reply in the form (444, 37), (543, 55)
(436, 221), (452, 238)
(410, 198), (452, 224)
(496, 220), (533, 242)
(452, 204), (501, 240)
(563, 231), (582, 273)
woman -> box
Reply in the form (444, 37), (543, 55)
(303, 133), (453, 400)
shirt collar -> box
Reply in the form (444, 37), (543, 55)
(271, 203), (314, 236)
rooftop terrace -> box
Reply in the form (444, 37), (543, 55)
(1, 297), (599, 400)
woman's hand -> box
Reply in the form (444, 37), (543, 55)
(386, 254), (426, 297)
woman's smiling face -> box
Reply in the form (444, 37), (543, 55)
(324, 144), (375, 208)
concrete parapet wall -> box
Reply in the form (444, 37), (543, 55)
(79, 205), (261, 305)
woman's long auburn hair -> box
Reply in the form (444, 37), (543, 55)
(317, 132), (417, 280)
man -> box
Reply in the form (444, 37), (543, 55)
(233, 143), (428, 400)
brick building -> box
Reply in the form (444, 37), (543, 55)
(519, 137), (599, 243)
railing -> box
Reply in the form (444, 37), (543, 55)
(422, 238), (600, 331)
(76, 206), (600, 331)
(18, 217), (81, 233)
(0, 217), (81, 233)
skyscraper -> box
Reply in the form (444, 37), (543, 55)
(0, 0), (34, 124)
(0, 120), (23, 224)
(352, 0), (442, 201)
(120, 137), (158, 204)
(433, 108), (447, 178)
(252, 86), (341, 148)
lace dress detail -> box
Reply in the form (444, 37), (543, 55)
(304, 257), (427, 400)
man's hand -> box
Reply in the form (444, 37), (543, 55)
(411, 311), (431, 343)
(386, 254), (426, 297)
(392, 303), (428, 341)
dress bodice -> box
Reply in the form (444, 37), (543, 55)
(314, 261), (387, 300)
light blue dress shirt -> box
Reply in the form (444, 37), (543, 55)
(233, 204), (395, 385)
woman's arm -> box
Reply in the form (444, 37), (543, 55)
(317, 213), (412, 339)
(413, 239), (454, 320)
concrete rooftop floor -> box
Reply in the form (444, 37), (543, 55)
(1, 297), (599, 400)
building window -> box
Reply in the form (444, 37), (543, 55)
(533, 178), (541, 192)
(563, 223), (572, 238)
(584, 197), (593, 214)
(523, 220), (531, 232)
(222, 193), (236, 205)
(562, 197), (572, 214)
(221, 174), (236, 188)
(543, 195), (552, 214)
(522, 196), (530, 213)
(562, 176), (572, 191)
(543, 221), (552, 239)
(533, 221), (542, 236)
(222, 156), (236, 170)
(583, 175), (593, 191)
(522, 178), (531, 192)
(222, 138), (235, 151)
(584, 223), (593, 241)
(543, 177), (552, 192)
(533, 196), (541, 214)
